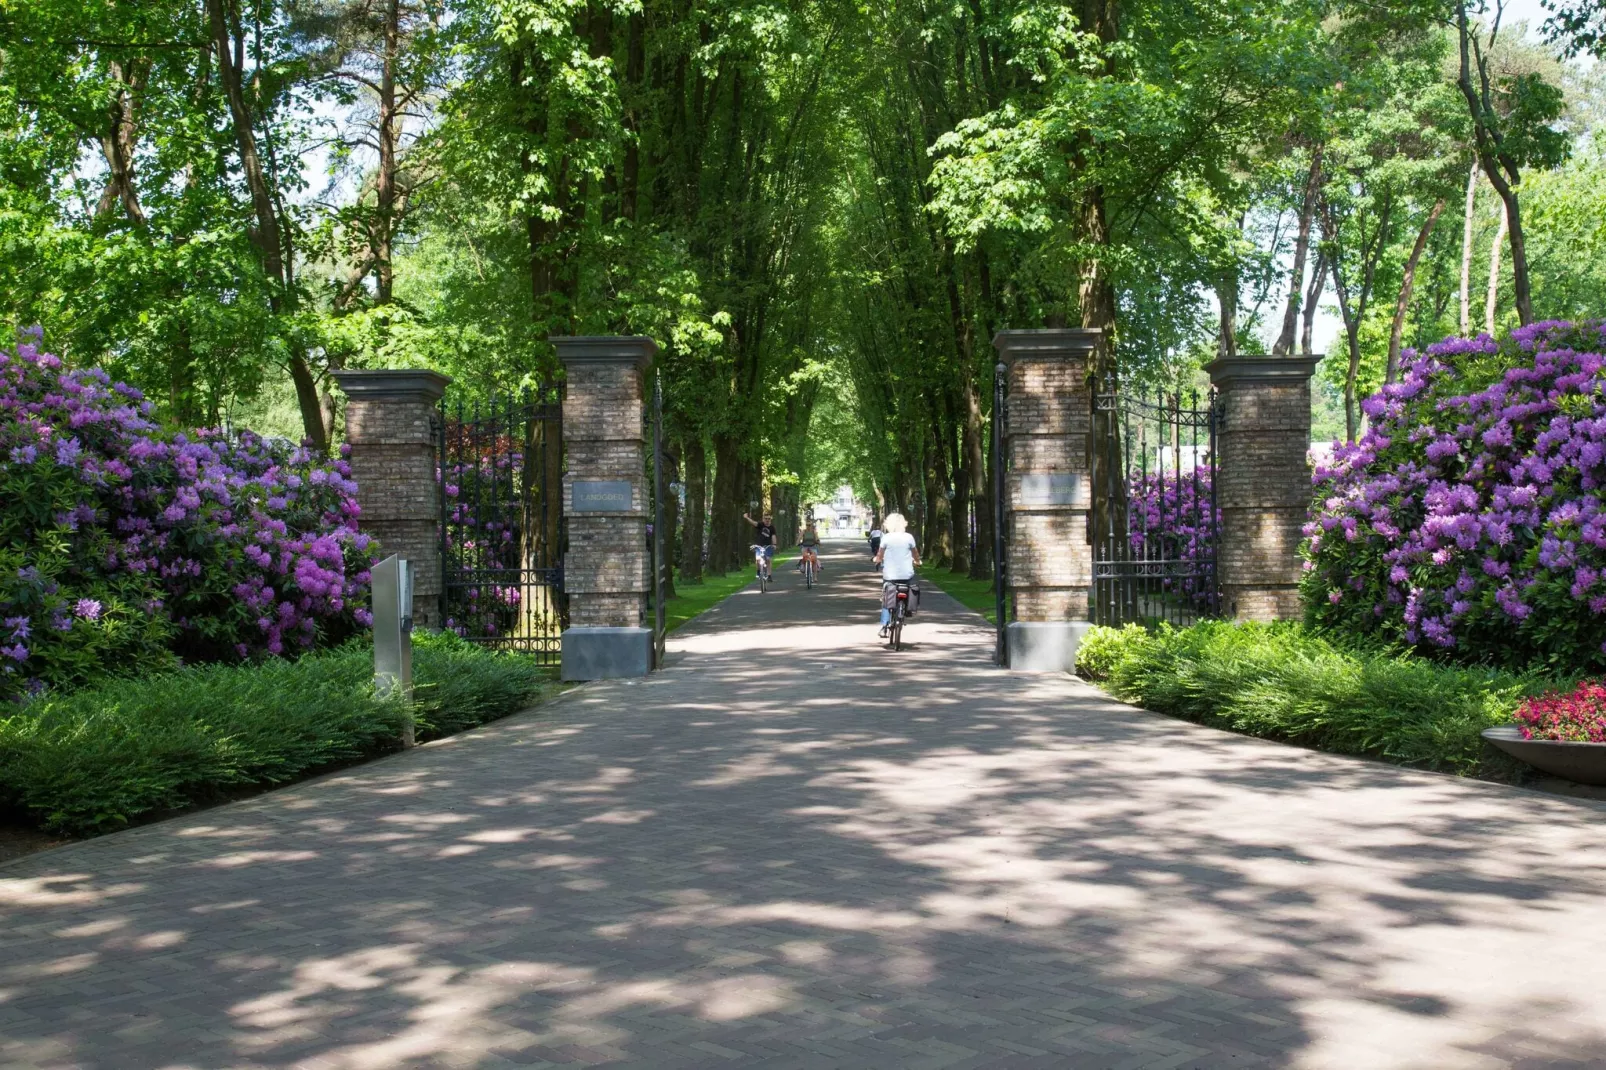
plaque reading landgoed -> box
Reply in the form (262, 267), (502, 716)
(572, 480), (633, 511)
(1019, 473), (1081, 506)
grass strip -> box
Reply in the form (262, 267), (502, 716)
(919, 570), (1001, 624)
(660, 550), (798, 633)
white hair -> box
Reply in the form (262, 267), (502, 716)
(882, 512), (908, 534)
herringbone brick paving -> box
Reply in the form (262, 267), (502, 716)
(3, 543), (1606, 1069)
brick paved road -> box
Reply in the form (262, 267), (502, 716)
(4, 543), (1606, 1070)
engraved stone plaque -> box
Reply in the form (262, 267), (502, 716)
(572, 480), (633, 512)
(1019, 473), (1081, 506)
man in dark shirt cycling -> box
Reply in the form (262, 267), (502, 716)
(743, 512), (777, 581)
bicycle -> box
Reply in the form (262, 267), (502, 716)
(751, 544), (772, 593)
(884, 579), (914, 650)
(801, 550), (817, 589)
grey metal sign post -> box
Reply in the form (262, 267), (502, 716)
(371, 554), (416, 746)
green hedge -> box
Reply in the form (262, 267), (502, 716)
(0, 632), (557, 836)
(1082, 621), (1569, 780)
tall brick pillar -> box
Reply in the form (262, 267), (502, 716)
(332, 370), (451, 630)
(995, 328), (1098, 671)
(556, 336), (658, 680)
(1205, 356), (1321, 621)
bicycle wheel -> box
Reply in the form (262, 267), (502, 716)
(891, 613), (902, 651)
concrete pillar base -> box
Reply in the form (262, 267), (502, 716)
(1006, 621), (1094, 673)
(561, 626), (653, 681)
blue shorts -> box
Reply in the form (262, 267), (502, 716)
(755, 545), (775, 560)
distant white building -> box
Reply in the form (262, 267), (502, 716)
(826, 485), (869, 532)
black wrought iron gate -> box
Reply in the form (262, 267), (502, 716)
(992, 360), (1009, 665)
(648, 371), (667, 668)
(438, 386), (566, 665)
(1091, 373), (1222, 627)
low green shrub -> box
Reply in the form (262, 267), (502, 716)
(1075, 623), (1150, 680)
(410, 630), (554, 740)
(1082, 620), (1565, 779)
(0, 633), (555, 835)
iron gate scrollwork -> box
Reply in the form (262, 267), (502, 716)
(438, 385), (566, 663)
(1092, 372), (1222, 627)
(992, 360), (1009, 665)
(648, 371), (667, 669)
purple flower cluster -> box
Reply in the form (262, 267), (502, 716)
(441, 441), (526, 639)
(0, 334), (376, 696)
(1303, 321), (1606, 670)
(1127, 465), (1220, 610)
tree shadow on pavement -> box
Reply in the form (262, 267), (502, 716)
(3, 547), (1605, 1069)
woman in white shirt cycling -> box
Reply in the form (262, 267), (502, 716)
(873, 512), (920, 636)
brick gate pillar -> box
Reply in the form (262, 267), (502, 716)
(995, 328), (1098, 671)
(555, 335), (658, 681)
(332, 370), (451, 631)
(1205, 356), (1321, 621)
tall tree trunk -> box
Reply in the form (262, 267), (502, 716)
(1080, 180), (1125, 590)
(1301, 251), (1326, 357)
(945, 392), (969, 575)
(1324, 196), (1390, 441)
(1485, 199), (1508, 334)
(709, 434), (742, 574)
(1333, 264), (1363, 443)
(1386, 198), (1446, 383)
(96, 59), (148, 225)
(660, 437), (680, 599)
(1458, 158), (1478, 335)
(620, 13), (645, 222)
(929, 421), (953, 568)
(1456, 3), (1534, 326)
(1218, 279), (1239, 358)
(206, 0), (327, 450)
(1272, 148), (1321, 355)
(963, 371), (992, 578)
(680, 436), (706, 582)
(775, 484), (798, 549)
(373, 0), (401, 305)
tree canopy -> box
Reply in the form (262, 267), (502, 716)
(0, 0), (1600, 577)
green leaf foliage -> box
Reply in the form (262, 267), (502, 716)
(1082, 620), (1569, 779)
(0, 631), (558, 836)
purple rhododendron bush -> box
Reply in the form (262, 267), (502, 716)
(0, 333), (376, 699)
(1304, 321), (1606, 672)
(1128, 466), (1220, 612)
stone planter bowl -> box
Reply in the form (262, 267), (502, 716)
(1482, 726), (1606, 786)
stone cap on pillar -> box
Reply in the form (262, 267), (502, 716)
(1205, 355), (1322, 389)
(993, 328), (1102, 365)
(553, 336), (658, 370)
(331, 369), (452, 402)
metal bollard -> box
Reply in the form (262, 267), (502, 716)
(371, 554), (416, 746)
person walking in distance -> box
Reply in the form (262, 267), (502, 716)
(874, 513), (919, 636)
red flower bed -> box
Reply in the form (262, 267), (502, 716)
(1513, 680), (1606, 743)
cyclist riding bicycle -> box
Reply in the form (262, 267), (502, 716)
(873, 512), (920, 637)
(799, 520), (822, 576)
(743, 511), (777, 580)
